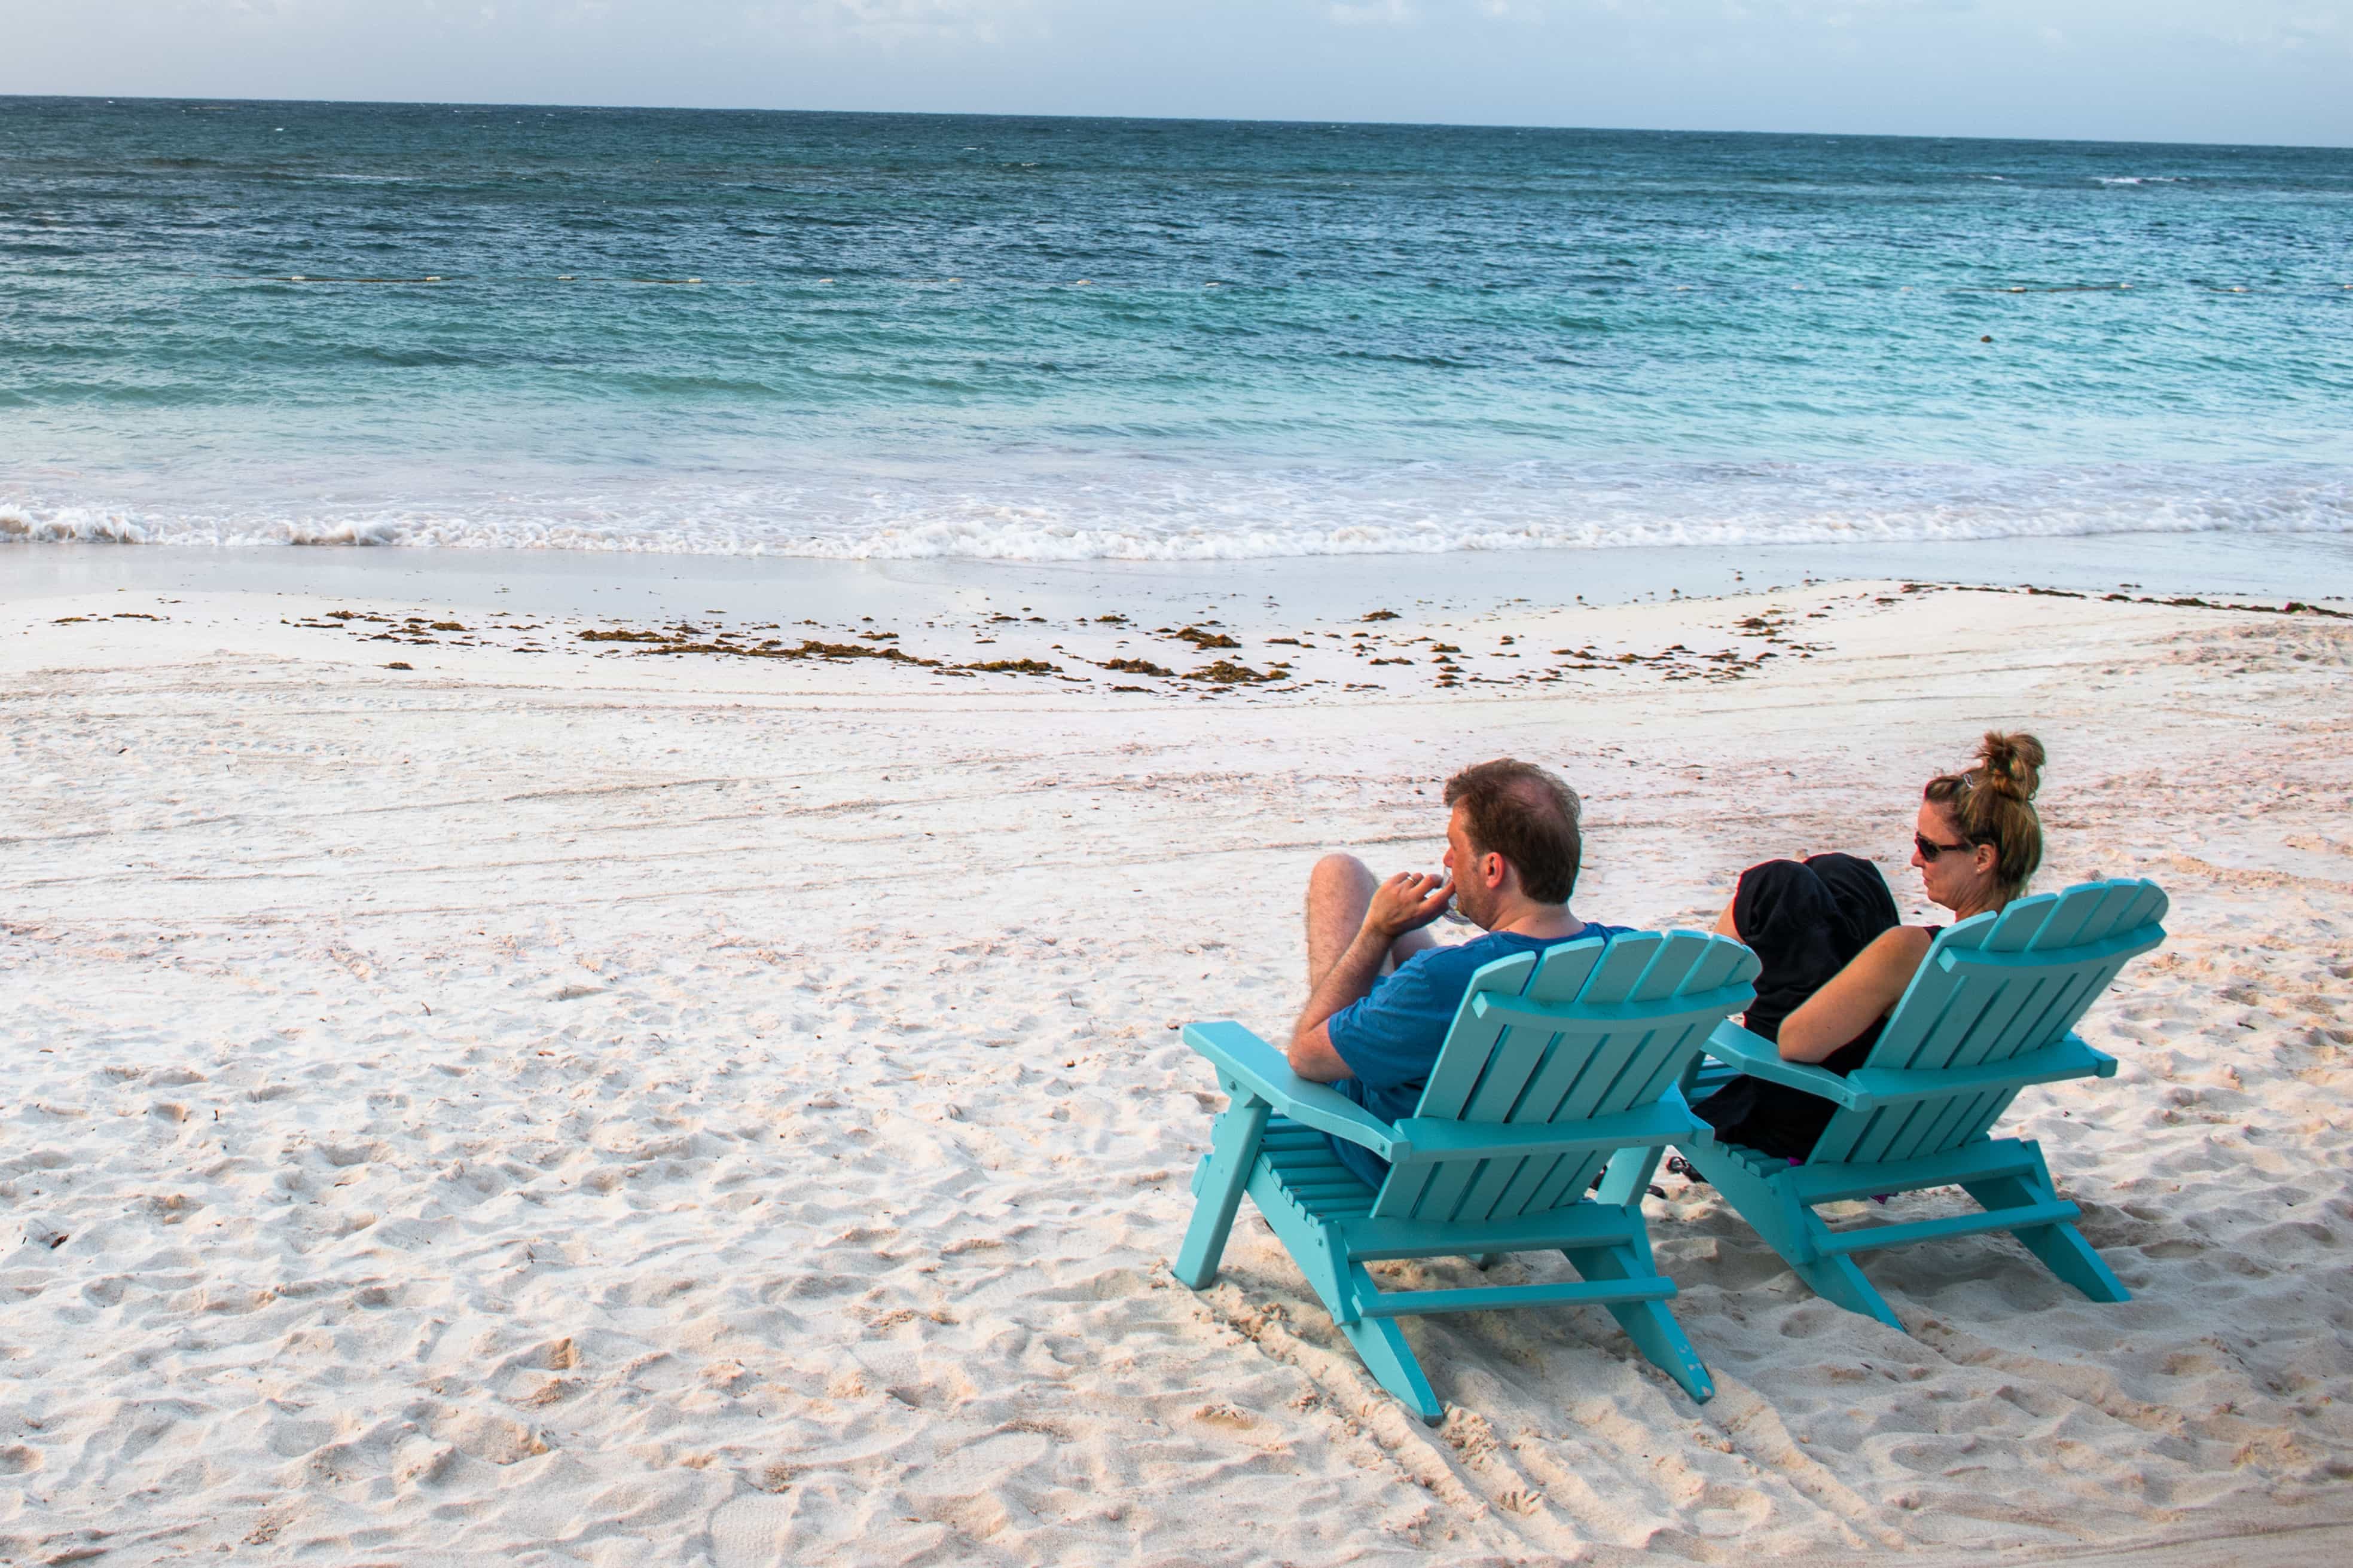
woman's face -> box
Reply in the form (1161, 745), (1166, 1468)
(1911, 799), (2000, 916)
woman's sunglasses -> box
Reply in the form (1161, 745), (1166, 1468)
(1913, 832), (1975, 861)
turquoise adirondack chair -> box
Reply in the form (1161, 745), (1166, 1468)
(1174, 930), (1761, 1423)
(1658, 878), (2168, 1329)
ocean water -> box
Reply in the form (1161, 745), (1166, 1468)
(2, 97), (2349, 563)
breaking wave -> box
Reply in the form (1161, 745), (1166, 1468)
(6, 460), (2346, 561)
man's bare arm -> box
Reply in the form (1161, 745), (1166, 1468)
(1289, 871), (1452, 1082)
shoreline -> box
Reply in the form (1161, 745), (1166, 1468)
(7, 546), (2345, 712)
(2, 580), (2347, 1561)
(5, 530), (2352, 631)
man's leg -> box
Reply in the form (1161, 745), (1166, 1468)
(1305, 853), (1435, 992)
(1305, 854), (1377, 991)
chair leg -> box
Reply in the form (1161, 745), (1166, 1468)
(1595, 1144), (1664, 1209)
(1963, 1171), (2129, 1305)
(1790, 1253), (1905, 1331)
(1563, 1242), (1714, 1403)
(1596, 1145), (1668, 1274)
(1336, 1277), (1444, 1425)
(1682, 1142), (1907, 1331)
(1174, 1097), (1270, 1290)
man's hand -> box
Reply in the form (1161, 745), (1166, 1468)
(1364, 870), (1454, 941)
(1290, 869), (1453, 1081)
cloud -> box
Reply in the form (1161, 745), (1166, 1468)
(773, 0), (1040, 45)
(1320, 0), (1555, 22)
(1324, 0), (1416, 22)
(0, 0), (2343, 144)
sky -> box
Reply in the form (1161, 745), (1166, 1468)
(1, 1), (2346, 148)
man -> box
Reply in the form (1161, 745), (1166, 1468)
(1287, 757), (1629, 1187)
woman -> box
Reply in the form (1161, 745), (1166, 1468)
(1689, 732), (2048, 1162)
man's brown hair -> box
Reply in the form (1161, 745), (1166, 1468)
(1442, 759), (1583, 904)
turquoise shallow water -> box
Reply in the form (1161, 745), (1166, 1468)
(2, 97), (2349, 561)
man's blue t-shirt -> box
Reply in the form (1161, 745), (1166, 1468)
(1324, 924), (1633, 1188)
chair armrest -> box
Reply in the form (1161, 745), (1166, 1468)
(1182, 1020), (1409, 1161)
(1394, 1093), (1700, 1164)
(1846, 1032), (2117, 1107)
(1701, 1019), (1873, 1111)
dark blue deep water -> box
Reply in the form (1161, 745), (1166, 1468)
(3, 97), (2349, 558)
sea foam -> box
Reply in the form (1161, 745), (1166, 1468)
(5, 461), (2346, 561)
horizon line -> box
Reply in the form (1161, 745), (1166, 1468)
(4, 91), (2347, 155)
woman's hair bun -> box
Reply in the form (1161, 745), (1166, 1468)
(1925, 731), (2047, 901)
(1975, 730), (2045, 800)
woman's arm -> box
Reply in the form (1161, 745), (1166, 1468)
(1777, 925), (1934, 1063)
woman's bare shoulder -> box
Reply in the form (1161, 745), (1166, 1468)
(1866, 925), (1937, 965)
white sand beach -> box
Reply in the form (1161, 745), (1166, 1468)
(2, 568), (2349, 1565)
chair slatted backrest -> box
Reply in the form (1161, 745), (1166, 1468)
(1809, 879), (2169, 1166)
(1369, 931), (1761, 1225)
